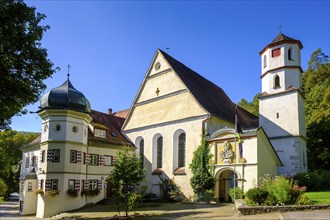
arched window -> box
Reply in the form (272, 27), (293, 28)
(274, 75), (280, 88)
(263, 55), (267, 68)
(139, 139), (144, 167)
(288, 47), (293, 60)
(178, 133), (186, 167)
(156, 136), (163, 168)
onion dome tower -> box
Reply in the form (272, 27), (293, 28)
(36, 74), (92, 218)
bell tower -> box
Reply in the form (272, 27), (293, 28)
(259, 33), (307, 175)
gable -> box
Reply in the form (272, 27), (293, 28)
(123, 50), (208, 131)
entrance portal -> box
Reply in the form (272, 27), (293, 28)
(216, 169), (238, 202)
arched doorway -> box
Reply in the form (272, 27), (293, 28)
(216, 169), (238, 202)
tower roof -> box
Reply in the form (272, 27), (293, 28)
(40, 79), (91, 113)
(259, 33), (303, 55)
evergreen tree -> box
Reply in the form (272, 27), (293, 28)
(189, 135), (215, 200)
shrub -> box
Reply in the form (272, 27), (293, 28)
(202, 190), (214, 203)
(229, 187), (244, 202)
(245, 188), (268, 205)
(294, 172), (321, 191)
(296, 194), (314, 205)
(272, 176), (292, 205)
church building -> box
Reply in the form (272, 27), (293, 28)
(19, 33), (307, 217)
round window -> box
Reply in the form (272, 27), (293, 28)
(72, 126), (78, 133)
(155, 62), (161, 70)
(43, 124), (48, 132)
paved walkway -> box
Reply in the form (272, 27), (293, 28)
(1, 197), (329, 219)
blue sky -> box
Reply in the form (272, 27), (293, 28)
(11, 0), (330, 132)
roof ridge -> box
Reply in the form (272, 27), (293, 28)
(158, 49), (258, 129)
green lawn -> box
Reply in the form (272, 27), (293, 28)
(0, 196), (4, 204)
(306, 191), (330, 204)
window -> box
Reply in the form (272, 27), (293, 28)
(94, 129), (106, 138)
(288, 47), (293, 60)
(276, 112), (280, 118)
(104, 155), (113, 166)
(55, 124), (61, 131)
(54, 149), (60, 162)
(263, 55), (267, 68)
(83, 152), (86, 164)
(19, 200), (24, 212)
(27, 182), (32, 191)
(25, 157), (29, 168)
(272, 48), (281, 57)
(68, 179), (75, 190)
(40, 179), (44, 190)
(31, 156), (38, 167)
(70, 150), (77, 163)
(157, 136), (163, 168)
(274, 75), (280, 88)
(89, 180), (98, 190)
(45, 179), (58, 191)
(139, 139), (144, 167)
(72, 126), (78, 133)
(41, 150), (45, 163)
(178, 133), (186, 168)
(21, 182), (24, 192)
(90, 154), (99, 166)
(51, 180), (58, 190)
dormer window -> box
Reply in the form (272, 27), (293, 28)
(94, 129), (106, 138)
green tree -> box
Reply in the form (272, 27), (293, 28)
(0, 130), (38, 199)
(237, 93), (260, 116)
(0, 0), (57, 129)
(189, 135), (215, 200)
(108, 146), (144, 217)
(302, 48), (330, 171)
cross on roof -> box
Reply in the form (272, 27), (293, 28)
(278, 25), (283, 33)
(67, 64), (71, 79)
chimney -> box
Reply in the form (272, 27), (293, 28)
(108, 108), (112, 115)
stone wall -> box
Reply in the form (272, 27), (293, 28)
(237, 202), (330, 215)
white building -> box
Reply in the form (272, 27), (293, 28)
(19, 33), (307, 217)
(19, 79), (132, 218)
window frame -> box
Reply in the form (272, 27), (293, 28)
(41, 150), (45, 163)
(104, 155), (113, 166)
(27, 182), (32, 192)
(90, 154), (99, 166)
(68, 179), (75, 190)
(156, 136), (163, 169)
(53, 149), (60, 162)
(51, 179), (58, 190)
(70, 150), (77, 163)
(178, 133), (186, 168)
(274, 75), (280, 88)
(89, 180), (98, 190)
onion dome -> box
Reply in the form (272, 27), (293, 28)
(40, 79), (91, 113)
